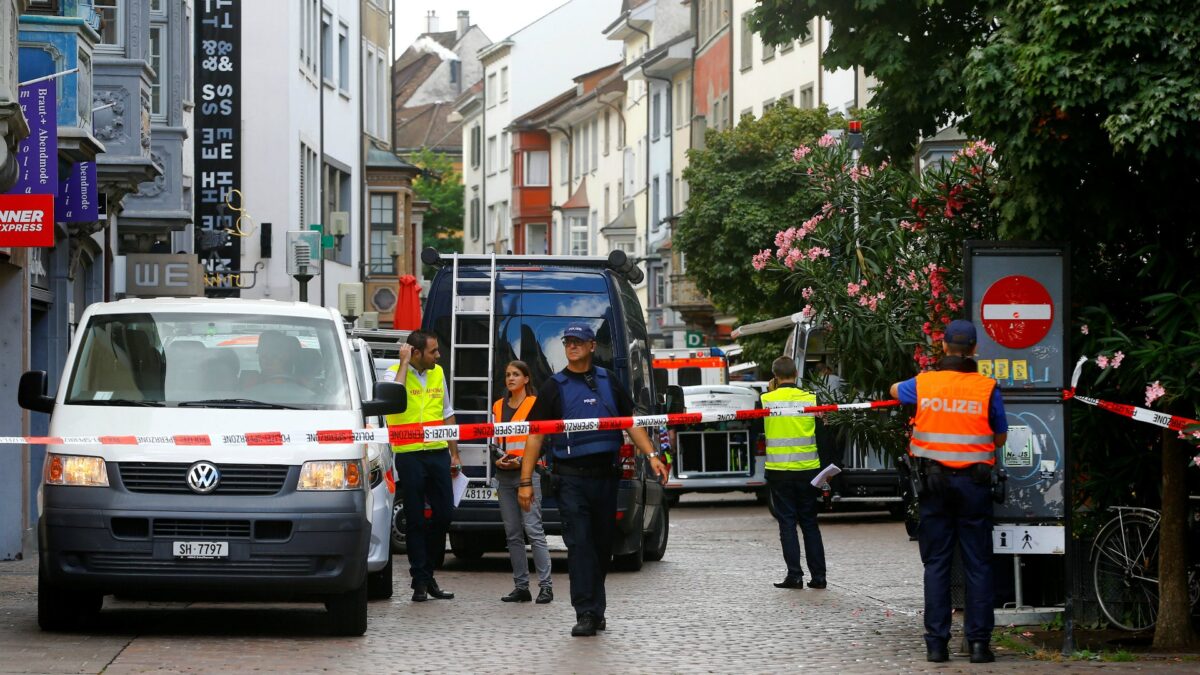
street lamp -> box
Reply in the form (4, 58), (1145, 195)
(329, 211), (349, 252)
(287, 230), (322, 302)
(338, 282), (364, 326)
(386, 233), (402, 275)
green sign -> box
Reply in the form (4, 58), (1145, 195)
(684, 331), (704, 348)
(309, 223), (333, 250)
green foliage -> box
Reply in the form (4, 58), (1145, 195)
(407, 148), (465, 257)
(676, 104), (844, 320)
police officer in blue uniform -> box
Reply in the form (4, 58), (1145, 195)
(518, 323), (669, 637)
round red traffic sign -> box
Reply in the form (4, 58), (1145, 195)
(979, 275), (1054, 349)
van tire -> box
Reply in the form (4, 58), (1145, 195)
(367, 554), (394, 600)
(611, 531), (645, 572)
(326, 577), (368, 636)
(390, 502), (407, 554)
(643, 506), (669, 562)
(38, 564), (101, 632)
(449, 533), (485, 560)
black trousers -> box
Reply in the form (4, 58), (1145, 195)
(556, 472), (619, 619)
(395, 449), (453, 588)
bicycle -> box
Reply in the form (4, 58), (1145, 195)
(1091, 504), (1200, 631)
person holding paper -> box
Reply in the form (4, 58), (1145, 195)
(890, 320), (1007, 664)
(760, 356), (827, 590)
(492, 360), (553, 604)
(384, 331), (460, 602)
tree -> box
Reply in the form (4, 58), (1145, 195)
(752, 0), (1200, 648)
(407, 148), (464, 261)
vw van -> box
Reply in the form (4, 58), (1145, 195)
(18, 298), (406, 635)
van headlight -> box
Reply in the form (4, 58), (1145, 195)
(298, 460), (363, 490)
(45, 454), (109, 487)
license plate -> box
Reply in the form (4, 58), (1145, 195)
(463, 486), (497, 501)
(172, 541), (229, 559)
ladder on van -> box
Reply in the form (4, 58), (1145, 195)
(448, 254), (497, 483)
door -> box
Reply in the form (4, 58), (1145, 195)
(526, 223), (547, 255)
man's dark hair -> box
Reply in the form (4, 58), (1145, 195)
(944, 343), (972, 357)
(771, 356), (798, 380)
(407, 330), (436, 353)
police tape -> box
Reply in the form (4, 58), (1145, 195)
(1064, 356), (1200, 433)
(0, 400), (901, 448)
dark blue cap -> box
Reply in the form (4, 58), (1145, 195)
(944, 319), (977, 346)
(563, 323), (595, 341)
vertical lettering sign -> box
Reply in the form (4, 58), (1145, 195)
(56, 162), (98, 222)
(8, 80), (58, 195)
(194, 0), (241, 297)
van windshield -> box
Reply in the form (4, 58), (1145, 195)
(65, 312), (352, 410)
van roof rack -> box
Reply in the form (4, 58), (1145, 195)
(421, 247), (645, 285)
(348, 327), (412, 356)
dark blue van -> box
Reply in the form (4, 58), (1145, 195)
(415, 248), (671, 571)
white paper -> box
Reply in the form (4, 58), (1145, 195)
(810, 463), (841, 487)
(451, 471), (471, 507)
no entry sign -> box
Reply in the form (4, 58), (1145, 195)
(980, 275), (1053, 349)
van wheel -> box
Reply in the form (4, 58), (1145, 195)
(38, 564), (101, 632)
(611, 529), (645, 572)
(449, 533), (485, 560)
(390, 502), (407, 554)
(643, 506), (669, 562)
(367, 554), (394, 600)
(326, 576), (368, 636)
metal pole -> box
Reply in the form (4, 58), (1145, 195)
(318, 13), (326, 307)
(18, 68), (79, 87)
(296, 274), (312, 303)
(1012, 555), (1024, 609)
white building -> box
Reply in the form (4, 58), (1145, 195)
(240, 0), (364, 305)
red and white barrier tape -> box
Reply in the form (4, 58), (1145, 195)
(1065, 356), (1200, 433)
(0, 400), (900, 448)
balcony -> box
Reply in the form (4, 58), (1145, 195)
(667, 272), (715, 322)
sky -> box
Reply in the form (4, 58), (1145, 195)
(393, 0), (575, 54)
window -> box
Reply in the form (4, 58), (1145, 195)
(338, 23), (350, 93)
(449, 60), (460, 84)
(95, 0), (122, 50)
(363, 45), (388, 141)
(651, 93), (661, 140)
(779, 91), (794, 107)
(590, 118), (599, 170)
(799, 18), (816, 45)
(321, 11), (333, 82)
(499, 66), (509, 101)
(377, 51), (388, 142)
(524, 151), (549, 186)
(300, 143), (319, 229)
(673, 176), (682, 213)
(781, 39), (794, 53)
(470, 125), (482, 168)
(603, 185), (610, 224)
(799, 84), (815, 109)
(487, 204), (495, 241)
(500, 132), (510, 172)
(25, 0), (61, 15)
(486, 73), (497, 106)
(651, 177), (660, 231)
(469, 197), (481, 241)
(301, 0), (319, 75)
(763, 98), (776, 113)
(739, 12), (753, 70)
(568, 216), (589, 256)
(150, 0), (164, 13)
(364, 49), (377, 135)
(323, 163), (352, 265)
(559, 139), (569, 184)
(712, 98), (721, 132)
(615, 239), (636, 255)
(603, 111), (610, 155)
(369, 193), (396, 274)
(762, 38), (776, 62)
(149, 25), (166, 120)
(487, 135), (497, 173)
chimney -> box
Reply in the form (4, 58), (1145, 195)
(426, 10), (439, 34)
(457, 11), (469, 39)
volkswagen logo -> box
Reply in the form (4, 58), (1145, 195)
(186, 461), (221, 494)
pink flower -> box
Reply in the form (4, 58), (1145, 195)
(784, 248), (804, 269)
(1111, 351), (1124, 369)
(1096, 355), (1109, 369)
(793, 145), (812, 161)
(806, 247), (830, 260)
(817, 133), (836, 148)
(1145, 381), (1166, 407)
(801, 304), (816, 319)
(847, 282), (861, 297)
(1080, 324), (1089, 335)
(751, 249), (772, 271)
(802, 287), (814, 300)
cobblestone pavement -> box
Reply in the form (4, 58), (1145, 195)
(0, 495), (1184, 674)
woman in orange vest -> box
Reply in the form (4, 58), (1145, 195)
(494, 360), (553, 604)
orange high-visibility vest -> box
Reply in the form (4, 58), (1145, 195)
(909, 370), (997, 469)
(492, 395), (536, 457)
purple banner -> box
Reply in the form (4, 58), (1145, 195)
(8, 80), (58, 195)
(56, 161), (97, 222)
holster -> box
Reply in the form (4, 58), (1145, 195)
(991, 467), (1008, 504)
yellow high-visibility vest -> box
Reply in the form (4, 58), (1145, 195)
(385, 364), (449, 453)
(760, 385), (820, 471)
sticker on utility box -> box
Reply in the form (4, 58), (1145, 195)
(993, 525), (1064, 555)
(1002, 425), (1034, 468)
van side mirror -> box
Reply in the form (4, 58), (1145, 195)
(363, 381), (406, 417)
(664, 385), (686, 415)
(19, 370), (55, 414)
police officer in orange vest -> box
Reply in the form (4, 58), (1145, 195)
(890, 320), (1007, 664)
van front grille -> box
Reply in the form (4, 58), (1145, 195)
(152, 519), (252, 539)
(116, 463), (291, 495)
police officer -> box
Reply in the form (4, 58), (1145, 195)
(890, 320), (1006, 664)
(761, 356), (827, 590)
(517, 323), (669, 637)
(385, 331), (461, 602)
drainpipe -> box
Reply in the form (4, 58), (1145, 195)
(318, 19), (326, 306)
(816, 18), (824, 106)
(481, 64), (487, 252)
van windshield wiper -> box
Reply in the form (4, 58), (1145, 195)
(176, 398), (300, 410)
(70, 398), (164, 407)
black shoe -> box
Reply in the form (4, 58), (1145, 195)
(596, 616), (606, 631)
(807, 578), (827, 589)
(411, 584), (428, 602)
(969, 642), (995, 664)
(426, 580), (454, 600)
(501, 587), (532, 603)
(571, 613), (598, 637)
(774, 576), (804, 589)
(535, 587), (554, 604)
(926, 643), (950, 663)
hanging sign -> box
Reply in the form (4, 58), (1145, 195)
(56, 162), (98, 222)
(7, 80), (58, 195)
(0, 194), (55, 247)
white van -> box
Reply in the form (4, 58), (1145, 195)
(18, 298), (406, 635)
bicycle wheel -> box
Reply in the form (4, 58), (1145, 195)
(1093, 512), (1161, 631)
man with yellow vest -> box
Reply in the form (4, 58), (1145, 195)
(384, 331), (462, 602)
(890, 320), (1007, 664)
(761, 356), (827, 590)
